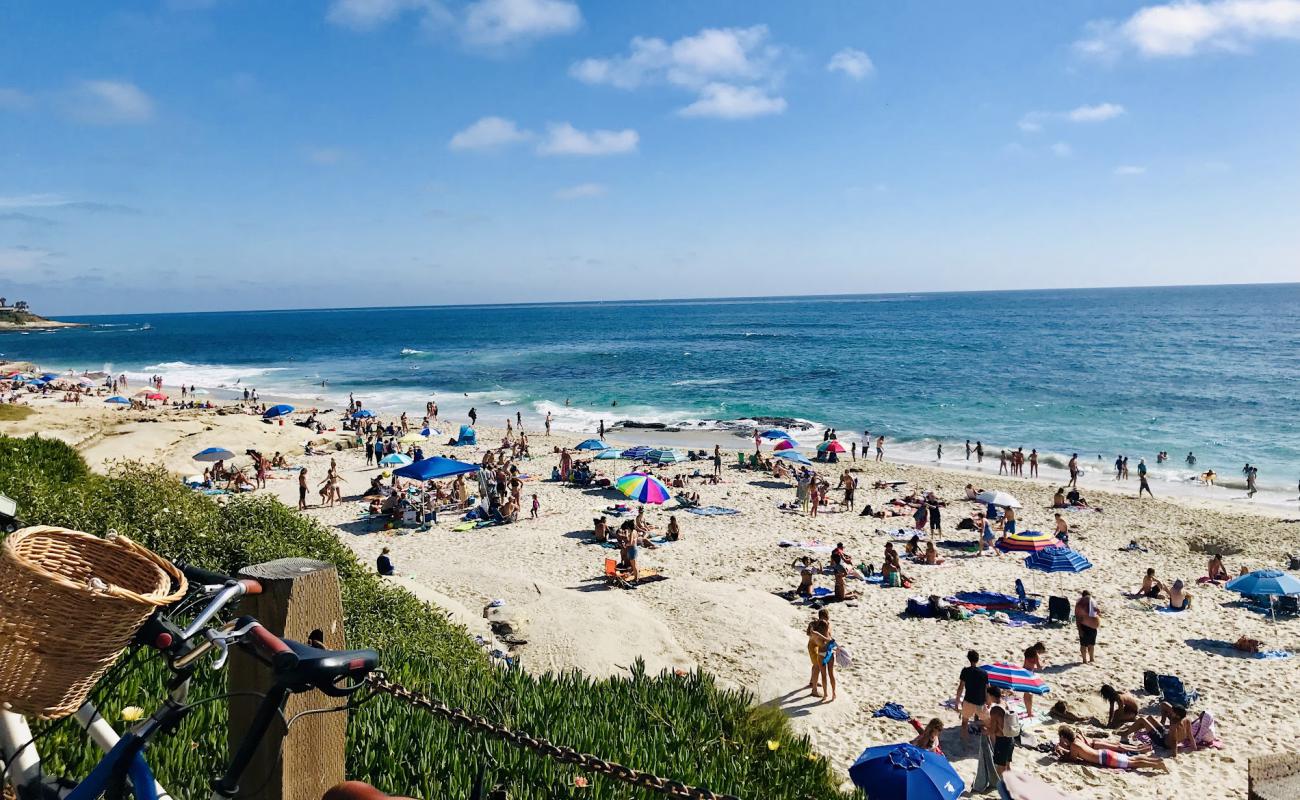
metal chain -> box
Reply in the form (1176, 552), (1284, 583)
(365, 672), (741, 800)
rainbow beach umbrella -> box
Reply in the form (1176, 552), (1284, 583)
(996, 530), (1057, 552)
(980, 662), (1050, 695)
(614, 472), (671, 505)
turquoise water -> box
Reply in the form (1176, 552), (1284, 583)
(5, 284), (1298, 490)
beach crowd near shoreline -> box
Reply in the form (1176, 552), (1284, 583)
(3, 360), (1300, 799)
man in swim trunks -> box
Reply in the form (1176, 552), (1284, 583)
(1075, 591), (1100, 663)
(954, 650), (988, 742)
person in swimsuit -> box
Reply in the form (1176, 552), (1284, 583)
(1055, 727), (1167, 772)
(1075, 591), (1100, 663)
(1119, 703), (1197, 756)
(1207, 554), (1230, 582)
(909, 717), (944, 754)
(1138, 568), (1166, 598)
(1101, 684), (1139, 727)
(804, 610), (832, 699)
(1166, 579), (1191, 610)
(1022, 642), (1046, 716)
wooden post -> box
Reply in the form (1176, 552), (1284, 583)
(229, 558), (347, 800)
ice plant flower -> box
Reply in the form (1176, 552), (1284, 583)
(120, 706), (144, 722)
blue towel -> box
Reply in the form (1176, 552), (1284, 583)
(1258, 650), (1292, 660)
(685, 506), (741, 516)
(872, 702), (910, 721)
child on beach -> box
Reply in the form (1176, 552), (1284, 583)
(530, 493), (540, 519)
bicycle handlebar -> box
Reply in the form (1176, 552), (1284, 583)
(240, 619), (299, 672)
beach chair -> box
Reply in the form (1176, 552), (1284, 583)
(1274, 595), (1299, 618)
(1014, 579), (1041, 612)
(1157, 674), (1199, 708)
(1046, 595), (1071, 625)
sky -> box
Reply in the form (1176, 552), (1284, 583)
(2, 0), (1300, 315)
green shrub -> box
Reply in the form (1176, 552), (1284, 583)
(0, 435), (846, 799)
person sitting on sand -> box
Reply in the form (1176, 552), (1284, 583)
(881, 544), (907, 587)
(923, 540), (939, 565)
(1207, 554), (1230, 582)
(1137, 568), (1166, 599)
(634, 507), (656, 534)
(905, 533), (922, 559)
(593, 516), (609, 542)
(1052, 487), (1068, 508)
(909, 718), (944, 754)
(1066, 488), (1088, 507)
(1166, 579), (1191, 610)
(1049, 700), (1105, 727)
(376, 547), (394, 576)
(1118, 702), (1196, 756)
(830, 553), (862, 601)
(270, 451), (288, 468)
(965, 484), (979, 500)
(1054, 726), (1167, 772)
(1101, 684), (1140, 727)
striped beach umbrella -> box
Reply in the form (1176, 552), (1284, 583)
(614, 472), (671, 505)
(816, 440), (846, 454)
(620, 445), (652, 460)
(980, 662), (1050, 695)
(996, 531), (1057, 552)
(1025, 546), (1092, 573)
(647, 448), (685, 464)
(773, 438), (797, 451)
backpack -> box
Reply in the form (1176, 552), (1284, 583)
(1143, 671), (1160, 695)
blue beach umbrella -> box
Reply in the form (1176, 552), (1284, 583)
(647, 447), (685, 464)
(263, 404), (294, 419)
(105, 396), (130, 404)
(352, 409), (375, 419)
(760, 429), (793, 440)
(620, 445), (652, 460)
(575, 439), (607, 451)
(193, 447), (236, 463)
(775, 450), (813, 466)
(1226, 570), (1300, 598)
(1024, 546), (1092, 573)
(849, 743), (965, 800)
(594, 448), (622, 460)
(380, 453), (413, 467)
(394, 456), (479, 481)
(39, 373), (58, 382)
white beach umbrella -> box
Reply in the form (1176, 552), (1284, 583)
(975, 489), (1021, 508)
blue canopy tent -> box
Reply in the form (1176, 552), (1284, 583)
(575, 439), (607, 451)
(394, 456), (480, 482)
(263, 404), (294, 419)
(456, 425), (477, 446)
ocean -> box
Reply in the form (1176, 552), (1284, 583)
(4, 284), (1299, 493)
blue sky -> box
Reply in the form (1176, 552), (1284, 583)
(2, 0), (1299, 314)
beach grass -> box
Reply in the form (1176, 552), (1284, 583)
(0, 435), (847, 799)
(0, 405), (33, 421)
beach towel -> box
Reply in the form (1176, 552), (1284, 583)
(1154, 605), (1190, 614)
(971, 734), (999, 794)
(684, 505), (741, 516)
(872, 702), (910, 721)
(452, 521), (477, 532)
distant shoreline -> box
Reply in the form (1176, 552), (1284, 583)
(0, 313), (86, 331)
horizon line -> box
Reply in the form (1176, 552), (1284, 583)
(35, 279), (1300, 319)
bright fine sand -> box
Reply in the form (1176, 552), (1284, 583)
(5, 394), (1300, 800)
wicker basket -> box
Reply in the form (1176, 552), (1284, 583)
(0, 527), (186, 719)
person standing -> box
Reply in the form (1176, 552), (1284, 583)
(468, 406), (477, 426)
(850, 441), (857, 461)
(1139, 472), (1153, 498)
(966, 439), (972, 460)
(1068, 453), (1080, 488)
(713, 444), (722, 476)
(936, 443), (943, 461)
(598, 419), (605, 439)
(545, 411), (552, 436)
(1029, 448), (1039, 477)
(364, 436), (374, 467)
(975, 441), (984, 463)
(927, 495), (942, 534)
(298, 468), (309, 511)
(875, 435), (885, 462)
(954, 650), (988, 742)
(1074, 590), (1100, 664)
(1246, 465), (1258, 498)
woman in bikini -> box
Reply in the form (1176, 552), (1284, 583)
(1022, 642), (1046, 716)
(1101, 684), (1140, 727)
(805, 610), (832, 698)
(909, 717), (944, 754)
(1055, 727), (1167, 772)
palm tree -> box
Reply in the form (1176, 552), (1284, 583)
(0, 297), (7, 308)
(14, 300), (29, 312)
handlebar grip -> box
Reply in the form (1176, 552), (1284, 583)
(238, 578), (263, 595)
(176, 562), (237, 586)
(241, 618), (299, 672)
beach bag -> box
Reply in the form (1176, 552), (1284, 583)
(834, 644), (853, 668)
(0, 527), (186, 719)
(1190, 710), (1218, 745)
(1143, 670), (1160, 695)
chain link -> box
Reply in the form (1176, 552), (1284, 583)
(365, 672), (742, 800)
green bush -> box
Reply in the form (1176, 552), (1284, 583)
(0, 436), (846, 799)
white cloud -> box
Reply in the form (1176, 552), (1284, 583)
(677, 83), (787, 119)
(0, 246), (56, 273)
(554, 182), (607, 199)
(1114, 164), (1148, 175)
(571, 25), (781, 89)
(448, 116), (533, 151)
(826, 48), (875, 79)
(570, 25), (787, 121)
(0, 88), (32, 110)
(326, 0), (578, 47)
(1066, 102), (1126, 122)
(537, 123), (637, 156)
(63, 80), (154, 124)
(462, 0), (581, 46)
(1019, 103), (1125, 132)
(304, 146), (347, 165)
(326, 0), (436, 31)
(1076, 0), (1300, 59)
(1051, 141), (1074, 158)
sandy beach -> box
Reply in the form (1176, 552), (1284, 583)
(3, 388), (1299, 799)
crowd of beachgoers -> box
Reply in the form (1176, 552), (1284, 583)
(2, 362), (1299, 798)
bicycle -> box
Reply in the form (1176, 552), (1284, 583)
(0, 561), (407, 800)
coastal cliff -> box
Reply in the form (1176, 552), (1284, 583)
(0, 310), (85, 330)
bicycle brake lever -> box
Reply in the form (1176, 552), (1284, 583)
(203, 620), (260, 670)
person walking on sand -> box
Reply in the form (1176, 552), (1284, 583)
(1075, 590), (1100, 663)
(936, 443), (943, 461)
(875, 435), (885, 462)
(850, 441), (857, 461)
(1246, 464), (1258, 498)
(1139, 472), (1153, 498)
(530, 493), (540, 519)
(955, 649), (988, 742)
(298, 468), (309, 511)
(1068, 453), (1080, 488)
